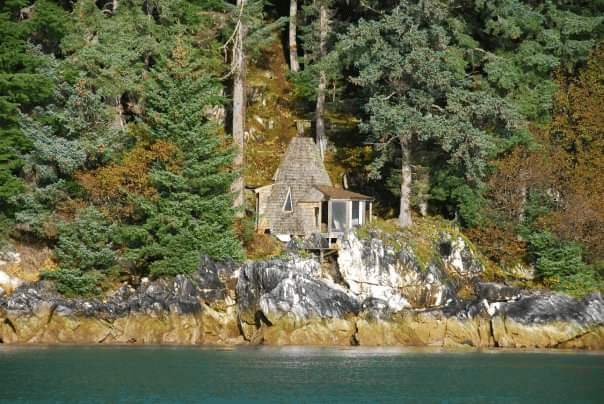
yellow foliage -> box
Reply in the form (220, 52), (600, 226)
(485, 43), (604, 262)
(75, 127), (179, 219)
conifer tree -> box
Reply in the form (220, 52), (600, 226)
(230, 0), (247, 216)
(289, 0), (300, 72)
(226, 0), (283, 213)
(338, 1), (523, 227)
(118, 39), (243, 275)
(299, 0), (337, 159)
(0, 0), (67, 208)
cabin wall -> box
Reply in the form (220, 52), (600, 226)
(255, 185), (273, 233)
(298, 202), (322, 235)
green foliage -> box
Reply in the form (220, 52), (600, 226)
(54, 207), (117, 273)
(41, 269), (103, 297)
(10, 183), (64, 237)
(39, 207), (116, 296)
(20, 78), (123, 181)
(337, 2), (524, 226)
(0, 1), (68, 205)
(228, 0), (285, 61)
(112, 39), (243, 276)
(521, 228), (601, 297)
(237, 216), (256, 247)
(525, 230), (585, 279)
(555, 271), (601, 299)
(455, 0), (603, 121)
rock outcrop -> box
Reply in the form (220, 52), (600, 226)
(337, 233), (481, 311)
(236, 257), (360, 340)
(1, 235), (603, 349)
(0, 257), (242, 345)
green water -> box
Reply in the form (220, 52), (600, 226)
(0, 346), (602, 403)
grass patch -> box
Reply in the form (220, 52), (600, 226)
(245, 233), (284, 260)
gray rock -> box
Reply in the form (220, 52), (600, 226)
(476, 282), (522, 302)
(238, 257), (360, 322)
(337, 232), (478, 310)
(504, 292), (604, 324)
(0, 256), (239, 319)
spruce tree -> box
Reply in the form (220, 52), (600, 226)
(118, 39), (243, 276)
(0, 0), (67, 209)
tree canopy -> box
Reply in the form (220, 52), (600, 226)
(0, 0), (602, 296)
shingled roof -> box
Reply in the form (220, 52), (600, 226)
(316, 186), (374, 201)
(264, 137), (332, 234)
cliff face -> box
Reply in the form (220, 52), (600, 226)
(1, 233), (604, 348)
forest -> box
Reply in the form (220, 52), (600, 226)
(1, 0), (603, 297)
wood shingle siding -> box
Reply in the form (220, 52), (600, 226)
(255, 136), (373, 237)
(259, 137), (331, 236)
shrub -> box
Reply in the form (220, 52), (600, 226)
(525, 229), (601, 297)
(54, 206), (117, 272)
(41, 268), (102, 297)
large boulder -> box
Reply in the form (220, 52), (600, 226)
(237, 257), (360, 327)
(337, 232), (481, 310)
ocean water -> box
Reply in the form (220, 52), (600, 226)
(0, 346), (603, 403)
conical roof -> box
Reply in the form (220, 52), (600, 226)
(264, 137), (332, 234)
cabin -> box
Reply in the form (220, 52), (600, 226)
(254, 136), (373, 241)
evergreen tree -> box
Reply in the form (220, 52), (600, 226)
(117, 39), (243, 276)
(289, 0), (300, 72)
(452, 0), (604, 122)
(230, 0), (247, 216)
(338, 1), (523, 227)
(0, 0), (68, 209)
(225, 0), (283, 214)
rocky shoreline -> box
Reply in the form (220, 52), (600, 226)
(1, 233), (604, 349)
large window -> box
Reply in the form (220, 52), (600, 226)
(331, 201), (346, 232)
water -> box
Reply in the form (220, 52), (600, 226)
(1, 346), (603, 403)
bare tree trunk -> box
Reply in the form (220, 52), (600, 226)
(231, 0), (247, 217)
(315, 1), (328, 159)
(399, 140), (413, 228)
(289, 0), (300, 72)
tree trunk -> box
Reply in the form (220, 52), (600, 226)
(315, 1), (328, 159)
(289, 0), (299, 73)
(399, 139), (413, 228)
(231, 0), (246, 217)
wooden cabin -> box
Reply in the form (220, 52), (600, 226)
(254, 136), (373, 240)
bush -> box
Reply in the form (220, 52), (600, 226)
(526, 230), (585, 278)
(41, 268), (102, 297)
(525, 229), (600, 297)
(54, 206), (117, 272)
(553, 271), (601, 298)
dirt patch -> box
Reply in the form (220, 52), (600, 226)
(1, 242), (57, 283)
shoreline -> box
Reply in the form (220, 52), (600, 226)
(2, 342), (604, 355)
(2, 310), (604, 350)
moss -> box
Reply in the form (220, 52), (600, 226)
(355, 216), (480, 273)
(246, 233), (284, 260)
(244, 40), (300, 187)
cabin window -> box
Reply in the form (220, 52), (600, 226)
(351, 200), (360, 226)
(331, 200), (346, 232)
(283, 187), (293, 212)
(314, 207), (320, 227)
